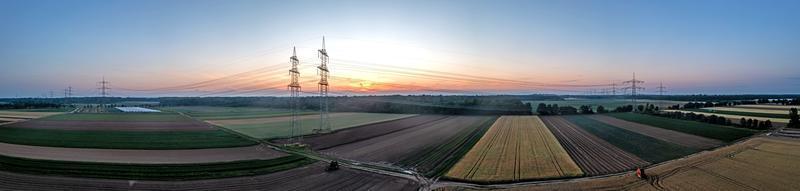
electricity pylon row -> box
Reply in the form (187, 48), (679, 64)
(286, 37), (331, 143)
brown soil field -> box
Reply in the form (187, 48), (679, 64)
(321, 116), (491, 164)
(208, 112), (356, 126)
(0, 162), (420, 191)
(5, 120), (216, 132)
(277, 115), (449, 150)
(437, 136), (800, 191)
(0, 142), (285, 164)
(587, 115), (723, 149)
(540, 116), (649, 176)
(0, 111), (61, 119)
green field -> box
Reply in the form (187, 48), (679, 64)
(400, 116), (498, 177)
(163, 106), (315, 120)
(0, 154), (314, 180)
(42, 112), (189, 122)
(606, 113), (756, 142)
(524, 99), (686, 113)
(687, 108), (789, 119)
(563, 115), (697, 163)
(0, 127), (257, 149)
(216, 113), (415, 140)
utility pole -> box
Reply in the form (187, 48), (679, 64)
(288, 46), (302, 143)
(314, 37), (331, 133)
(63, 86), (73, 98)
(98, 77), (110, 97)
(622, 72), (645, 111)
(656, 82), (666, 96)
(611, 81), (617, 96)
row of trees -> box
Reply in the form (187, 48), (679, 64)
(654, 111), (772, 130)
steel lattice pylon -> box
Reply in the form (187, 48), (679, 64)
(315, 37), (331, 133)
(288, 47), (302, 143)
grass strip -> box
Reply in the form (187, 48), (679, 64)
(606, 113), (756, 142)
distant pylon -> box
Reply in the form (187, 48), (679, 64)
(288, 46), (302, 143)
(314, 37), (331, 133)
(622, 73), (645, 110)
(656, 82), (666, 96)
(98, 77), (110, 97)
(63, 86), (72, 98)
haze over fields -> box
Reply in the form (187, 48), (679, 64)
(1, 0), (799, 97)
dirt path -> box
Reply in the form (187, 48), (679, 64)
(0, 142), (285, 164)
(587, 115), (724, 149)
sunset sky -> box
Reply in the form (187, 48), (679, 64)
(1, 0), (799, 97)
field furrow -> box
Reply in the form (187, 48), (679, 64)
(540, 116), (648, 175)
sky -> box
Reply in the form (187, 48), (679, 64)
(1, 0), (799, 97)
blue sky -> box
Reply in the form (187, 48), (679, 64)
(1, 0), (799, 97)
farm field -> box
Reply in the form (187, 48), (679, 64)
(0, 113), (257, 149)
(0, 142), (284, 164)
(445, 116), (582, 182)
(0, 154), (314, 181)
(279, 115), (449, 150)
(321, 116), (497, 176)
(163, 106), (315, 120)
(524, 99), (685, 113)
(735, 104), (799, 110)
(0, 162), (419, 191)
(691, 107), (789, 119)
(0, 110), (62, 123)
(607, 112), (757, 141)
(562, 115), (697, 163)
(438, 137), (800, 191)
(538, 116), (648, 175)
(586, 115), (723, 149)
(211, 112), (416, 139)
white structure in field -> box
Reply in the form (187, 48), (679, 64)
(115, 107), (161, 113)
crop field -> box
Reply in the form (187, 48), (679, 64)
(536, 116), (649, 175)
(0, 113), (257, 149)
(321, 116), (498, 176)
(630, 137), (800, 191)
(439, 137), (800, 191)
(735, 104), (799, 110)
(692, 107), (789, 119)
(0, 141), (285, 164)
(445, 116), (582, 182)
(607, 112), (757, 141)
(0, 110), (62, 123)
(0, 161), (420, 191)
(0, 154), (314, 181)
(280, 115), (449, 150)
(586, 115), (723, 149)
(211, 112), (416, 139)
(163, 106), (315, 120)
(562, 115), (697, 163)
(524, 99), (685, 113)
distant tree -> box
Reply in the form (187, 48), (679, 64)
(637, 105), (645, 112)
(597, 105), (607, 113)
(789, 108), (800, 129)
(752, 119), (759, 129)
(579, 105), (594, 114)
(537, 103), (549, 115)
(765, 120), (773, 128)
(740, 118), (747, 127)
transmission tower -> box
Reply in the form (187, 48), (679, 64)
(656, 82), (666, 96)
(621, 72), (644, 110)
(98, 77), (110, 97)
(288, 47), (302, 143)
(63, 86), (72, 98)
(314, 37), (331, 133)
